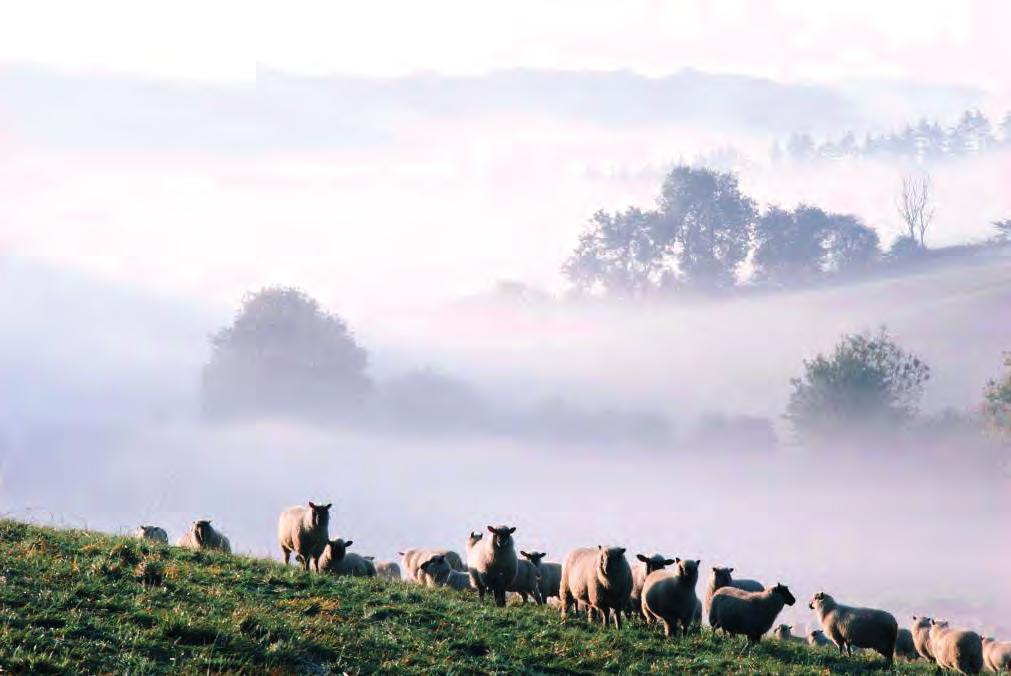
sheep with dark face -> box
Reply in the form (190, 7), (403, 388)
(399, 548), (465, 585)
(135, 525), (168, 544)
(277, 501), (332, 572)
(709, 583), (796, 654)
(771, 624), (804, 644)
(929, 620), (983, 675)
(367, 558), (401, 580)
(808, 592), (897, 667)
(559, 546), (632, 630)
(627, 553), (675, 621)
(319, 538), (375, 577)
(177, 520), (231, 553)
(641, 558), (701, 638)
(912, 616), (935, 662)
(808, 629), (834, 648)
(894, 628), (919, 661)
(507, 558), (543, 604)
(520, 551), (561, 602)
(420, 554), (473, 592)
(467, 525), (519, 607)
(703, 566), (763, 626)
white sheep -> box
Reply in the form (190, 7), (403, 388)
(703, 566), (763, 626)
(641, 558), (701, 638)
(982, 636), (1011, 673)
(134, 525), (168, 544)
(467, 525), (519, 607)
(627, 553), (676, 621)
(365, 557), (401, 580)
(808, 629), (834, 648)
(558, 546), (632, 630)
(771, 624), (804, 644)
(399, 548), (466, 584)
(708, 582), (796, 654)
(929, 620), (984, 675)
(419, 554), (473, 592)
(507, 558), (543, 604)
(177, 520), (231, 553)
(808, 592), (897, 667)
(277, 501), (332, 572)
(911, 616), (935, 662)
(319, 538), (376, 577)
(520, 551), (561, 602)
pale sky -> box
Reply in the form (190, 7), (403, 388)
(0, 0), (1009, 93)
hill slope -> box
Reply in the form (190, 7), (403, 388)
(0, 520), (935, 673)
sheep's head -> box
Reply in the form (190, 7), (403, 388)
(636, 553), (675, 574)
(675, 558), (700, 584)
(772, 583), (796, 606)
(308, 501), (332, 528)
(486, 525), (516, 549)
(139, 526), (158, 538)
(772, 624), (792, 640)
(521, 551), (545, 566)
(911, 616), (932, 631)
(597, 546), (627, 576)
(929, 619), (950, 633)
(327, 538), (351, 562)
(467, 531), (484, 549)
(711, 566), (734, 588)
(193, 520), (212, 545)
(808, 630), (825, 641)
(808, 591), (830, 610)
(420, 554), (451, 583)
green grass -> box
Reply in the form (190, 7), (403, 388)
(0, 520), (934, 674)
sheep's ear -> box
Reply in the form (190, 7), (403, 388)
(397, 551), (405, 556)
(487, 525), (496, 534)
(308, 501), (316, 509)
(364, 556), (374, 560)
(664, 558), (676, 566)
(694, 559), (701, 566)
(636, 553), (648, 563)
(728, 567), (733, 573)
(507, 526), (516, 534)
(675, 557), (681, 564)
(321, 503), (332, 510)
(597, 545), (603, 551)
(344, 540), (353, 548)
(521, 550), (530, 557)
(615, 548), (625, 556)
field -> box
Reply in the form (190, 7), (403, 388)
(0, 520), (939, 674)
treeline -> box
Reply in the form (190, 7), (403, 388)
(775, 108), (1011, 164)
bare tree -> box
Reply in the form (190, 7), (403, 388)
(896, 173), (935, 247)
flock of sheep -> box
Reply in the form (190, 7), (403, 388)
(134, 503), (1011, 674)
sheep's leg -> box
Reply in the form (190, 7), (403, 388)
(519, 592), (528, 604)
(601, 606), (611, 628)
(494, 587), (506, 607)
(845, 642), (852, 657)
(662, 620), (674, 638)
(301, 555), (310, 572)
(282, 547), (291, 565)
(613, 607), (622, 630)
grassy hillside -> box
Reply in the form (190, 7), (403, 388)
(0, 520), (934, 674)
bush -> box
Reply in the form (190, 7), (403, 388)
(982, 353), (1011, 440)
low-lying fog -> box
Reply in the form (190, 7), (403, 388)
(2, 252), (1009, 638)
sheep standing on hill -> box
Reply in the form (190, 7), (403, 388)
(808, 629), (834, 648)
(641, 558), (701, 638)
(559, 546), (632, 630)
(277, 501), (332, 572)
(808, 592), (897, 667)
(399, 548), (465, 584)
(367, 558), (402, 580)
(135, 525), (168, 544)
(177, 520), (231, 553)
(982, 636), (1011, 673)
(703, 566), (763, 626)
(929, 620), (984, 675)
(319, 538), (376, 577)
(771, 624), (804, 644)
(627, 553), (675, 621)
(912, 616), (935, 661)
(520, 551), (561, 602)
(507, 557), (543, 604)
(420, 555), (473, 591)
(895, 628), (919, 661)
(708, 582), (796, 653)
(467, 525), (519, 607)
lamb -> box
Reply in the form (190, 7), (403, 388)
(134, 525), (168, 544)
(399, 548), (466, 584)
(982, 637), (1011, 673)
(708, 582), (796, 653)
(277, 501), (332, 572)
(771, 624), (804, 644)
(176, 520), (231, 553)
(641, 558), (701, 638)
(703, 566), (763, 625)
(808, 629), (835, 648)
(627, 553), (675, 621)
(559, 545), (633, 630)
(912, 616), (936, 661)
(366, 558), (402, 580)
(520, 551), (562, 602)
(419, 554), (473, 592)
(929, 620), (984, 675)
(467, 525), (519, 607)
(895, 628), (919, 661)
(808, 592), (897, 667)
(507, 557), (543, 604)
(318, 538), (376, 577)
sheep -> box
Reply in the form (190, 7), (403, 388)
(366, 557), (402, 580)
(895, 628), (919, 661)
(318, 538), (376, 577)
(419, 554), (473, 592)
(982, 637), (1011, 673)
(507, 557), (543, 604)
(277, 501), (332, 572)
(627, 553), (675, 621)
(176, 520), (231, 553)
(808, 629), (835, 648)
(399, 548), (466, 584)
(808, 592), (897, 667)
(929, 620), (984, 675)
(703, 566), (763, 626)
(708, 582), (796, 654)
(134, 525), (168, 544)
(912, 616), (937, 661)
(771, 624), (804, 644)
(559, 545), (633, 630)
(467, 525), (519, 607)
(520, 551), (562, 602)
(641, 558), (701, 638)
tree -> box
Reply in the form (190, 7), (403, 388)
(654, 165), (757, 290)
(563, 207), (667, 298)
(785, 328), (930, 441)
(982, 353), (1011, 440)
(896, 173), (935, 248)
(888, 234), (925, 261)
(752, 205), (829, 284)
(820, 213), (881, 275)
(949, 109), (994, 155)
(202, 287), (370, 420)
